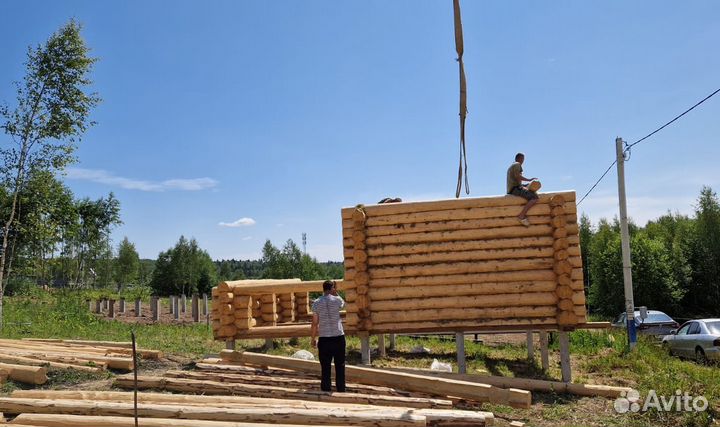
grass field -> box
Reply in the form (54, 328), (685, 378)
(1, 290), (717, 426)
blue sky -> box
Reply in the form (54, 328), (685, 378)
(2, 1), (719, 261)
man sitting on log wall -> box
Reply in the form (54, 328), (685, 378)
(311, 280), (346, 392)
(507, 152), (539, 226)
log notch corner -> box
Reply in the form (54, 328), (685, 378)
(550, 194), (577, 329)
(352, 205), (372, 331)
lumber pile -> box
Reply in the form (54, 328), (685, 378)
(0, 339), (160, 385)
(341, 191), (587, 333)
(209, 350), (531, 409)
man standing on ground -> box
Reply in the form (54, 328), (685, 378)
(311, 280), (346, 392)
(507, 152), (539, 226)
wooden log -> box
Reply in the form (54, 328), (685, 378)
(11, 389), (454, 412)
(161, 371), (445, 402)
(345, 223), (579, 247)
(346, 281), (558, 301)
(341, 191), (576, 218)
(342, 200), (577, 226)
(345, 245), (582, 268)
(0, 351), (108, 371)
(352, 293), (559, 312)
(364, 268), (582, 288)
(112, 376), (440, 415)
(352, 258), (555, 280)
(383, 367), (630, 398)
(0, 398), (426, 427)
(346, 306), (556, 324)
(343, 216), (553, 237)
(347, 247), (556, 268)
(217, 279), (301, 293)
(0, 363), (47, 385)
(9, 414), (346, 427)
(351, 318), (562, 334)
(0, 356), (106, 372)
(345, 235), (579, 258)
(220, 351), (531, 408)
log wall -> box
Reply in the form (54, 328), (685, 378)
(341, 191), (586, 333)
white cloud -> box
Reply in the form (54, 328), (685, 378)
(65, 168), (218, 192)
(218, 217), (257, 228)
(241, 236), (253, 241)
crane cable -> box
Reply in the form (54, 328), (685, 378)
(454, 0), (470, 198)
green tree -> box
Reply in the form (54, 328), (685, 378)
(0, 20), (99, 325)
(149, 236), (217, 296)
(115, 237), (140, 292)
(578, 213), (592, 294)
(692, 186), (720, 314)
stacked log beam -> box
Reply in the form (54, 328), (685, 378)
(277, 293), (296, 323)
(0, 397), (428, 427)
(295, 292), (311, 321)
(218, 350), (531, 409)
(340, 191), (587, 333)
(114, 375), (456, 411)
(0, 339), (160, 382)
(9, 390), (495, 426)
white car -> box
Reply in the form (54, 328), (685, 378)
(662, 319), (720, 364)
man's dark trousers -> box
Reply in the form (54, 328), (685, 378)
(318, 335), (346, 392)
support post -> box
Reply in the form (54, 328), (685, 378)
(540, 331), (550, 371)
(181, 294), (187, 313)
(225, 340), (235, 350)
(103, 298), (109, 311)
(134, 299), (142, 317)
(119, 298), (126, 314)
(526, 331), (535, 361)
(377, 334), (386, 358)
(192, 293), (199, 322)
(264, 338), (273, 350)
(94, 300), (102, 314)
(559, 331), (572, 382)
(389, 333), (396, 351)
(202, 293), (209, 316)
(173, 296), (179, 320)
(616, 137), (637, 350)
(169, 296), (174, 314)
(360, 332), (371, 365)
(456, 332), (466, 374)
(108, 299), (115, 319)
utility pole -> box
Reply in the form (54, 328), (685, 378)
(616, 137), (637, 349)
(302, 233), (307, 254)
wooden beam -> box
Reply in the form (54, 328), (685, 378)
(0, 398), (426, 427)
(113, 375), (449, 409)
(219, 350), (531, 408)
(383, 367), (631, 398)
(9, 413), (346, 427)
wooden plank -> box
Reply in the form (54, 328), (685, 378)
(10, 414), (345, 427)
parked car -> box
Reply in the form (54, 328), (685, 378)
(611, 310), (679, 336)
(662, 319), (720, 364)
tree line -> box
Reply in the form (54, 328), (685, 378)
(582, 186), (720, 318)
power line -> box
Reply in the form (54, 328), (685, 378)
(577, 87), (720, 206)
(627, 87), (720, 149)
(576, 160), (616, 206)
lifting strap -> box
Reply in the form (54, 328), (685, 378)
(453, 0), (470, 198)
